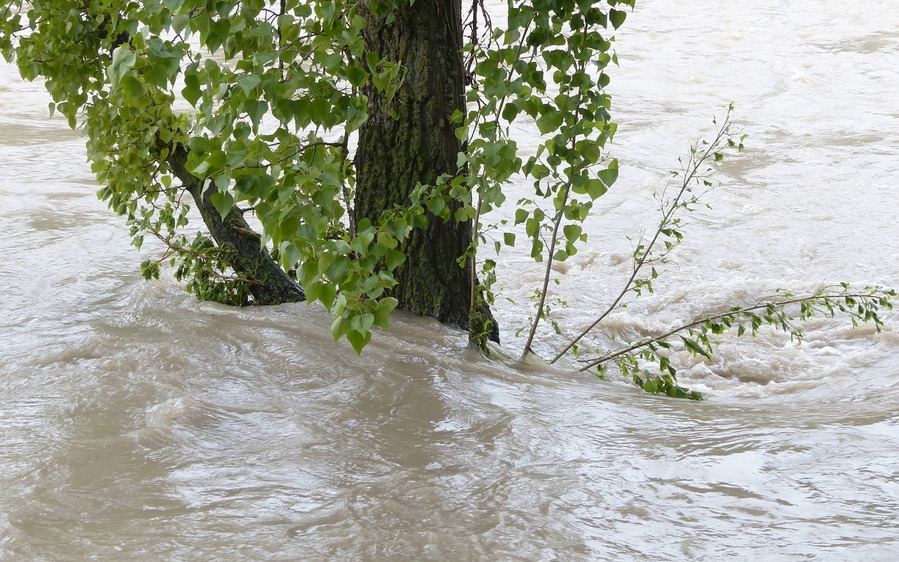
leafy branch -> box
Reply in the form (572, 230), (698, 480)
(578, 285), (896, 398)
(551, 106), (745, 363)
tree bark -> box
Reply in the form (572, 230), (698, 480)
(167, 144), (306, 305)
(354, 0), (499, 343)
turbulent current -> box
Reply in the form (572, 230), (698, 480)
(2, 1), (898, 560)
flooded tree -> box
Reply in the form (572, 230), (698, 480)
(353, 0), (497, 342)
(3, 1), (893, 398)
(0, 0), (630, 352)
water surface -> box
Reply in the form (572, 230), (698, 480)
(2, 1), (898, 560)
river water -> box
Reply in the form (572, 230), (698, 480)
(2, 1), (898, 560)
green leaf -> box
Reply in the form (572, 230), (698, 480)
(143, 60), (170, 89)
(426, 196), (446, 217)
(385, 248), (405, 270)
(372, 297), (398, 329)
(454, 206), (472, 222)
(350, 230), (374, 255)
(331, 315), (350, 340)
(344, 64), (368, 87)
(681, 336), (712, 359)
(562, 224), (582, 242)
(577, 140), (601, 164)
(214, 173), (230, 191)
(501, 103), (520, 122)
(514, 208), (529, 225)
(182, 73), (201, 106)
(609, 9), (628, 29)
(597, 163), (618, 189)
(525, 216), (540, 238)
(209, 191), (234, 218)
(347, 328), (372, 354)
(327, 255), (351, 283)
(350, 312), (375, 334)
(583, 179), (607, 200)
(536, 110), (564, 134)
(245, 100), (268, 130)
(346, 104), (369, 133)
(318, 283), (337, 309)
(237, 74), (261, 95)
(120, 75), (145, 98)
(190, 159), (211, 176)
(305, 279), (323, 303)
(280, 243), (301, 269)
(108, 46), (136, 87)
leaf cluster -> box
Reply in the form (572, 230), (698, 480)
(1, 0), (408, 351)
(586, 285), (896, 399)
(455, 0), (634, 352)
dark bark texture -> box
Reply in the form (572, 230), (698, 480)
(354, 0), (499, 342)
(167, 144), (306, 305)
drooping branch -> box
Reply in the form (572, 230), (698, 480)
(577, 287), (896, 372)
(165, 144), (305, 305)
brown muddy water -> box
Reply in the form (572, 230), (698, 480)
(2, 1), (899, 560)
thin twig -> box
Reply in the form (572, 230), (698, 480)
(551, 113), (734, 363)
(520, 176), (573, 359)
(576, 291), (888, 372)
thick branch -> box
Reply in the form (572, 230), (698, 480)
(166, 144), (305, 305)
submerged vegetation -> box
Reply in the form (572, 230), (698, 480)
(1, 0), (893, 398)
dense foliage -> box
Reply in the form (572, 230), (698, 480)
(0, 0), (632, 351)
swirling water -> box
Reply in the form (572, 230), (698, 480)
(2, 1), (898, 560)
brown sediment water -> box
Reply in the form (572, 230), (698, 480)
(2, 1), (898, 559)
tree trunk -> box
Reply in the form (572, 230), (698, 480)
(355, 0), (499, 343)
(167, 144), (306, 305)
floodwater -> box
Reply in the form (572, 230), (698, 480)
(2, 0), (898, 560)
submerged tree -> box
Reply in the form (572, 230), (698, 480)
(0, 0), (629, 351)
(353, 0), (497, 341)
(2, 0), (893, 397)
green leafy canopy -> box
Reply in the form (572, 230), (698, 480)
(0, 0), (633, 355)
